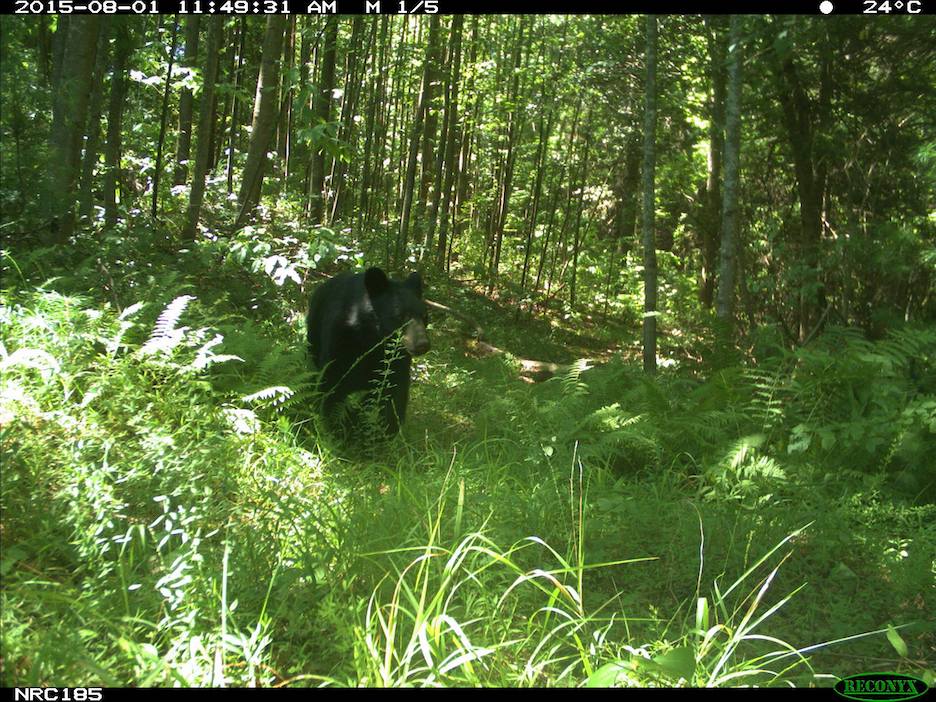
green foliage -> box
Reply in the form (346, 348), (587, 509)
(3, 11), (936, 688)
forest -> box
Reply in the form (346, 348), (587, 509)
(1, 11), (934, 688)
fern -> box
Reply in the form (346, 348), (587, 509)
(139, 295), (195, 357)
(743, 365), (789, 434)
(192, 334), (244, 370)
(242, 385), (295, 406)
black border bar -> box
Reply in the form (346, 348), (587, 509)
(4, 0), (935, 14)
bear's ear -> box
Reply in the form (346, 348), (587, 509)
(405, 271), (423, 297)
(364, 267), (390, 297)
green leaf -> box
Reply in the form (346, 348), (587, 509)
(586, 661), (631, 687)
(0, 545), (27, 576)
(886, 625), (909, 658)
(651, 646), (696, 682)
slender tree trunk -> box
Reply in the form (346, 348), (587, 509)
(715, 15), (743, 332)
(570, 108), (593, 309)
(50, 16), (71, 94)
(183, 18), (222, 241)
(36, 16), (53, 84)
(329, 16), (365, 223)
(236, 15), (288, 227)
(226, 17), (246, 195)
(151, 16), (180, 221)
(772, 20), (830, 341)
(700, 16), (727, 308)
(77, 29), (110, 223)
(44, 15), (100, 243)
(434, 16), (464, 269)
(450, 17), (480, 270)
(547, 98), (581, 298)
(488, 17), (528, 294)
(534, 163), (565, 295)
(414, 16), (444, 244)
(426, 17), (463, 261)
(103, 18), (131, 229)
(397, 16), (440, 266)
(641, 16), (659, 375)
(173, 16), (201, 185)
(307, 16), (338, 223)
(520, 106), (555, 292)
(276, 16), (295, 182)
(359, 16), (389, 235)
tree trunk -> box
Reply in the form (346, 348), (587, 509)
(358, 16), (389, 235)
(77, 29), (110, 223)
(307, 16), (338, 223)
(449, 17), (480, 271)
(226, 17), (246, 195)
(183, 18), (222, 241)
(414, 16), (445, 244)
(397, 16), (440, 266)
(547, 98), (581, 299)
(151, 17), (180, 221)
(700, 15), (727, 308)
(276, 16), (295, 182)
(329, 16), (365, 223)
(173, 16), (201, 185)
(641, 16), (659, 375)
(520, 106), (555, 292)
(36, 16), (53, 84)
(103, 18), (132, 229)
(236, 14), (288, 227)
(534, 162), (565, 295)
(44, 16), (101, 243)
(50, 15), (71, 94)
(715, 15), (743, 334)
(570, 108), (593, 309)
(426, 17), (463, 262)
(488, 17), (528, 295)
(434, 16), (464, 270)
(772, 20), (830, 341)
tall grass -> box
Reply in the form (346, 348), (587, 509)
(2, 257), (934, 686)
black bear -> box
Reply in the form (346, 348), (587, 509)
(306, 267), (430, 436)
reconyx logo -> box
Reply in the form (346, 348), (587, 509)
(834, 673), (929, 702)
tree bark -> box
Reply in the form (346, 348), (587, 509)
(307, 16), (338, 223)
(44, 15), (101, 243)
(236, 14), (288, 227)
(488, 17), (528, 294)
(700, 15), (727, 308)
(414, 16), (445, 244)
(173, 16), (201, 186)
(434, 16), (464, 270)
(77, 28), (111, 223)
(183, 18), (222, 241)
(715, 15), (743, 334)
(570, 108), (593, 309)
(771, 20), (831, 341)
(226, 17), (246, 195)
(151, 16), (180, 221)
(641, 16), (659, 375)
(397, 16), (440, 266)
(103, 18), (131, 229)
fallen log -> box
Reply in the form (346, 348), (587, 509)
(425, 299), (591, 383)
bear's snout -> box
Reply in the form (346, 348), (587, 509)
(404, 320), (431, 356)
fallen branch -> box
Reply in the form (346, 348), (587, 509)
(425, 298), (584, 383)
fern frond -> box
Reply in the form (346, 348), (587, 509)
(140, 295), (196, 356)
(242, 386), (295, 405)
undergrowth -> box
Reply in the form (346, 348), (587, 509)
(1, 237), (934, 687)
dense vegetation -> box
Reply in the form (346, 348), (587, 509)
(1, 13), (934, 688)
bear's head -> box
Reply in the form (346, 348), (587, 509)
(364, 267), (431, 357)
